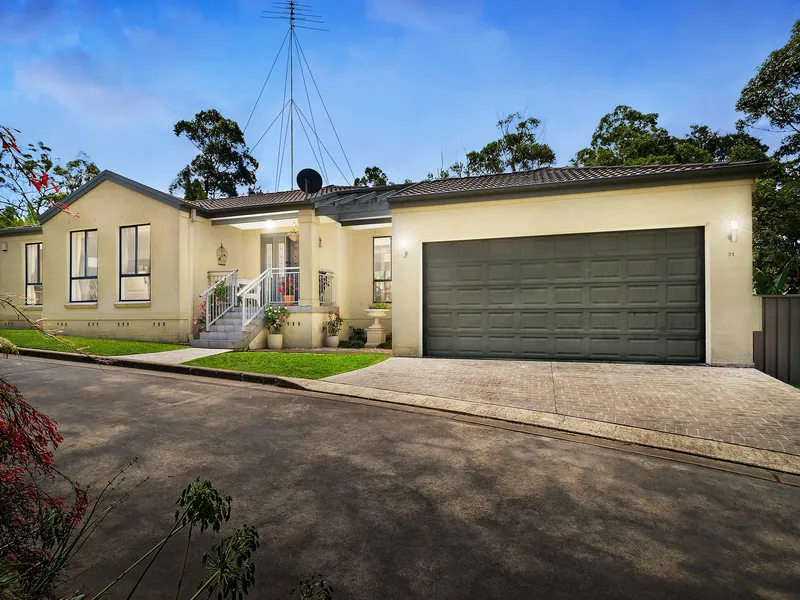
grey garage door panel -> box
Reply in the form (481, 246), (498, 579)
(423, 227), (705, 363)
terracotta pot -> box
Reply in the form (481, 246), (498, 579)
(267, 333), (283, 350)
(325, 335), (340, 348)
(283, 294), (295, 306)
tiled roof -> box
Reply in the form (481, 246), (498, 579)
(189, 185), (360, 211)
(392, 162), (766, 199)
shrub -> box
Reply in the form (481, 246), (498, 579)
(324, 312), (343, 336)
(349, 327), (367, 343)
(369, 302), (389, 309)
(265, 305), (290, 334)
(338, 340), (365, 349)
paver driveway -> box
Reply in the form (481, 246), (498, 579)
(326, 358), (800, 455)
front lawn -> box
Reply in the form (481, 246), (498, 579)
(0, 329), (186, 356)
(183, 351), (389, 379)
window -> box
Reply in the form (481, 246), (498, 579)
(373, 236), (392, 303)
(120, 224), (151, 301)
(25, 242), (42, 305)
(70, 230), (98, 302)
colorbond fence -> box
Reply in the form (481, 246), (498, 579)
(754, 295), (800, 385)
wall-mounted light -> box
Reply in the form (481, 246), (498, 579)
(728, 219), (739, 242)
(0, 242), (7, 252)
(401, 240), (408, 258)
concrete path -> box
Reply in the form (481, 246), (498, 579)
(3, 357), (799, 600)
(116, 346), (230, 364)
(322, 357), (800, 457)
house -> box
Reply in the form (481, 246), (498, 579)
(0, 161), (765, 365)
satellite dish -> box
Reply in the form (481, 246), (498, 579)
(296, 168), (323, 194)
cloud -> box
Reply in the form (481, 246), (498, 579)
(0, 0), (59, 44)
(13, 49), (171, 129)
(364, 0), (490, 33)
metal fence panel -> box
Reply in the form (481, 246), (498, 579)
(756, 296), (800, 385)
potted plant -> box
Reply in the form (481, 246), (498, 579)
(265, 305), (290, 349)
(279, 276), (296, 306)
(324, 312), (344, 348)
(364, 302), (390, 348)
(287, 225), (299, 242)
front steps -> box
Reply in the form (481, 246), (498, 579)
(190, 307), (265, 350)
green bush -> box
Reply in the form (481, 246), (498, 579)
(339, 339), (366, 349)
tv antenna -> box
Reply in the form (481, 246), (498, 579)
(244, 1), (355, 191)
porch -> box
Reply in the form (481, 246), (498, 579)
(189, 185), (397, 349)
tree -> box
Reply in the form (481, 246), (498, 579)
(572, 105), (692, 166)
(464, 113), (556, 175)
(170, 110), (258, 199)
(354, 166), (391, 186)
(736, 19), (800, 291)
(0, 127), (87, 226)
(180, 172), (208, 202)
(737, 19), (800, 173)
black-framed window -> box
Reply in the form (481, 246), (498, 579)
(373, 236), (392, 303)
(120, 224), (151, 301)
(25, 242), (42, 305)
(70, 230), (98, 302)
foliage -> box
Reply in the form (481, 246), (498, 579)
(0, 329), (185, 356)
(753, 262), (793, 295)
(0, 126), (95, 226)
(337, 339), (365, 349)
(183, 351), (389, 379)
(349, 326), (367, 343)
(194, 301), (208, 331)
(288, 574), (334, 600)
(369, 302), (389, 310)
(324, 312), (343, 336)
(463, 113), (556, 175)
(265, 305), (290, 334)
(197, 524), (259, 599)
(170, 109), (258, 199)
(0, 378), (90, 596)
(354, 166), (392, 186)
(736, 19), (800, 174)
(180, 172), (209, 203)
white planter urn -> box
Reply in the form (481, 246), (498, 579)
(267, 333), (283, 350)
(325, 335), (340, 348)
(364, 308), (390, 347)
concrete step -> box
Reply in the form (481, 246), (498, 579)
(199, 331), (248, 341)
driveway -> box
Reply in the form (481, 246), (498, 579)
(326, 358), (800, 455)
(2, 356), (799, 599)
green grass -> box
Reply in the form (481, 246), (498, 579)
(183, 351), (389, 380)
(0, 329), (186, 356)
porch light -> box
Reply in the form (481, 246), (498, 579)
(729, 219), (738, 242)
(0, 242), (7, 252)
(400, 240), (408, 258)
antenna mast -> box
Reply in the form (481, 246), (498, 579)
(261, 1), (327, 189)
(246, 2), (355, 191)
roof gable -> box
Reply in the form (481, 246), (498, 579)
(39, 170), (186, 224)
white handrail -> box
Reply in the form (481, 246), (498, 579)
(238, 266), (299, 330)
(200, 269), (238, 329)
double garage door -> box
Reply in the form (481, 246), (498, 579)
(423, 227), (705, 363)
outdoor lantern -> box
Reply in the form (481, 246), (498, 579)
(729, 219), (739, 242)
(0, 242), (7, 252)
(216, 243), (228, 266)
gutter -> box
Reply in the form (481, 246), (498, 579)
(388, 162), (769, 206)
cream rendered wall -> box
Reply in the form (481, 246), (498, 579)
(184, 213), (261, 332)
(40, 180), (187, 342)
(340, 226), (393, 337)
(0, 232), (43, 328)
(391, 180), (754, 365)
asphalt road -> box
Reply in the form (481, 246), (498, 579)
(3, 356), (800, 599)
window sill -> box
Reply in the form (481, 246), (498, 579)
(22, 305), (43, 311)
(64, 302), (98, 309)
(114, 301), (151, 308)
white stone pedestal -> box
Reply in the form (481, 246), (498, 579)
(365, 309), (390, 348)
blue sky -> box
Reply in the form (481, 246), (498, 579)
(2, 0), (799, 194)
